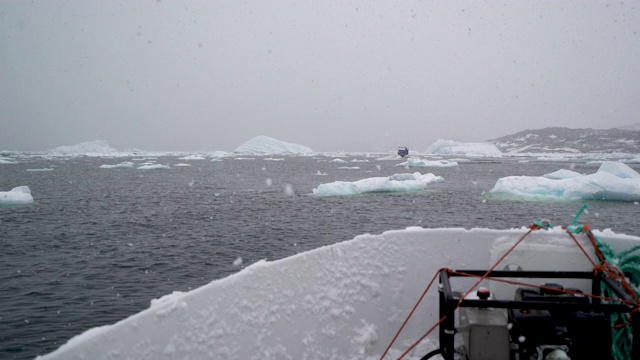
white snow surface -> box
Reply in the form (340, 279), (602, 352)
(542, 169), (584, 180)
(234, 135), (313, 155)
(312, 172), (444, 197)
(490, 161), (640, 201)
(0, 186), (34, 205)
(424, 139), (502, 157)
(398, 158), (458, 168)
(37, 226), (640, 360)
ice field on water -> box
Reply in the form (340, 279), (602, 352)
(3, 139), (640, 359)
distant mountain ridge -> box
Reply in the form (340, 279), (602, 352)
(488, 127), (640, 154)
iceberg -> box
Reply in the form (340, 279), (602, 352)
(312, 172), (444, 197)
(543, 169), (583, 180)
(234, 135), (313, 155)
(0, 186), (34, 205)
(99, 162), (135, 169)
(210, 151), (231, 158)
(489, 161), (640, 201)
(398, 158), (458, 168)
(598, 161), (640, 179)
(48, 140), (118, 156)
(424, 139), (502, 157)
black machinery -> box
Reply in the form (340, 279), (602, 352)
(432, 269), (639, 360)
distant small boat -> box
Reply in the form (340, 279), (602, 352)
(397, 146), (409, 158)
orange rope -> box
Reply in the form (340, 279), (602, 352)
(565, 230), (599, 268)
(378, 268), (443, 360)
(392, 226), (536, 360)
(454, 226), (536, 307)
(583, 228), (640, 305)
(448, 270), (637, 307)
(395, 317), (445, 360)
(383, 223), (640, 360)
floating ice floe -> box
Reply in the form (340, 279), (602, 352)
(398, 158), (458, 168)
(234, 135), (312, 155)
(424, 139), (502, 157)
(178, 155), (206, 160)
(489, 161), (640, 201)
(542, 169), (584, 180)
(0, 186), (34, 205)
(100, 162), (135, 169)
(27, 168), (54, 172)
(137, 164), (171, 170)
(210, 151), (231, 158)
(312, 172), (443, 197)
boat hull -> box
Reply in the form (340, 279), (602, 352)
(37, 227), (640, 360)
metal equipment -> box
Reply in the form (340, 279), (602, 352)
(434, 269), (640, 360)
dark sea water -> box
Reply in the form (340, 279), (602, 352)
(2, 155), (640, 359)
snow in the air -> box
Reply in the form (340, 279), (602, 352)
(234, 135), (313, 155)
(489, 161), (640, 201)
(0, 186), (34, 205)
(424, 139), (502, 157)
(100, 162), (135, 169)
(312, 172), (444, 197)
(398, 158), (459, 168)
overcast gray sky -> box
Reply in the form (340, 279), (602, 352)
(1, 1), (639, 152)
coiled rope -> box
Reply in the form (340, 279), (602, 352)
(567, 204), (640, 360)
(381, 204), (640, 360)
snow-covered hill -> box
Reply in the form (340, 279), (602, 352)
(488, 127), (640, 154)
